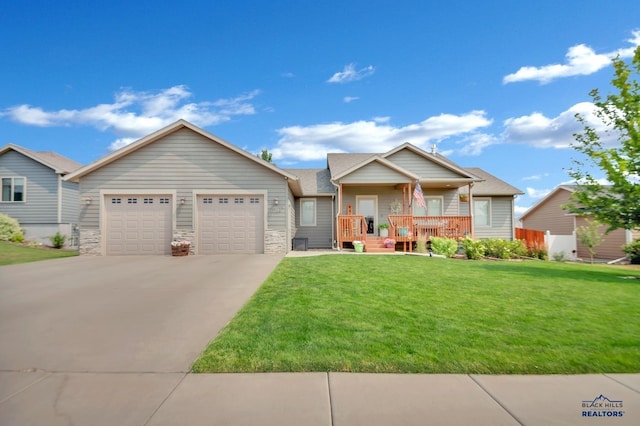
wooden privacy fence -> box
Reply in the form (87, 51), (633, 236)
(515, 227), (546, 249)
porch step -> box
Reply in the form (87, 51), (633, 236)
(364, 237), (396, 253)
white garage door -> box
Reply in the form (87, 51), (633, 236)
(105, 195), (172, 255)
(198, 194), (264, 254)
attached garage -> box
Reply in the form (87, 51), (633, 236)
(105, 194), (172, 255)
(197, 194), (264, 254)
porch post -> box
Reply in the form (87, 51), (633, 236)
(468, 182), (474, 238)
(338, 183), (343, 249)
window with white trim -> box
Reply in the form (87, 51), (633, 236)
(413, 196), (443, 216)
(1, 177), (25, 202)
(473, 198), (491, 227)
(300, 198), (316, 226)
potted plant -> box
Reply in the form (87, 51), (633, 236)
(171, 240), (191, 256)
(353, 240), (365, 253)
(378, 223), (389, 237)
(384, 238), (396, 248)
(459, 193), (469, 202)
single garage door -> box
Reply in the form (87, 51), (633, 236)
(198, 194), (264, 254)
(105, 195), (172, 255)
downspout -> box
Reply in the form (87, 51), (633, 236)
(468, 182), (474, 238)
(57, 174), (63, 223)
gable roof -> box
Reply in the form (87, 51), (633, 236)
(382, 143), (480, 180)
(518, 185), (575, 220)
(64, 120), (302, 193)
(331, 154), (420, 182)
(464, 167), (525, 196)
(0, 144), (82, 174)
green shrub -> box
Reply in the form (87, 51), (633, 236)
(482, 238), (527, 259)
(430, 236), (459, 257)
(0, 213), (23, 241)
(49, 232), (66, 249)
(622, 239), (640, 264)
(527, 243), (549, 260)
(415, 234), (428, 253)
(462, 238), (485, 260)
(552, 251), (567, 262)
(11, 232), (25, 243)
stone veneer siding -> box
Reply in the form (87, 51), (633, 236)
(265, 229), (287, 254)
(79, 228), (284, 255)
(79, 229), (101, 255)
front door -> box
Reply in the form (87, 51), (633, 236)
(356, 196), (377, 235)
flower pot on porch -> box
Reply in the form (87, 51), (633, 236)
(398, 227), (409, 237)
(171, 246), (189, 256)
(353, 242), (364, 253)
(379, 228), (389, 238)
(385, 243), (393, 248)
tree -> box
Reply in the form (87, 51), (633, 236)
(575, 219), (604, 264)
(258, 149), (273, 163)
(567, 46), (640, 232)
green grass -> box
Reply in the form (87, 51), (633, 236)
(0, 241), (78, 265)
(192, 255), (640, 374)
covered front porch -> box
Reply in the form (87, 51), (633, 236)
(336, 181), (474, 252)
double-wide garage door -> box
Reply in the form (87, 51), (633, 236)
(105, 195), (172, 255)
(197, 194), (264, 254)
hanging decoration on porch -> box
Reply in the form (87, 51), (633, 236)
(413, 181), (427, 210)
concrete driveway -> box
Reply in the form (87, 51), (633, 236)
(0, 254), (282, 373)
(0, 254), (283, 425)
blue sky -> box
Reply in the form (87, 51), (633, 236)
(1, 1), (639, 216)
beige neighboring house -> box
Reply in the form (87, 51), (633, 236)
(520, 185), (640, 261)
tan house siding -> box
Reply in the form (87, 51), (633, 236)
(474, 197), (515, 239)
(340, 162), (413, 184)
(521, 189), (574, 234)
(294, 196), (333, 248)
(575, 217), (630, 260)
(386, 150), (462, 179)
(77, 127), (290, 253)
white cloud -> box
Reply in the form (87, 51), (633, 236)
(327, 63), (375, 83)
(272, 111), (493, 162)
(522, 173), (549, 181)
(456, 133), (499, 156)
(502, 102), (617, 148)
(526, 187), (552, 199)
(343, 96), (359, 103)
(2, 86), (261, 150)
(503, 30), (640, 84)
(514, 205), (530, 216)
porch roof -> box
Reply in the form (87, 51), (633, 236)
(285, 168), (335, 196)
(330, 155), (420, 182)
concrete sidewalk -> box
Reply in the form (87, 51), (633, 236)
(1, 371), (638, 425)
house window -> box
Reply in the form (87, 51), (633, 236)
(474, 198), (491, 226)
(1, 177), (25, 202)
(300, 198), (316, 226)
(413, 196), (442, 216)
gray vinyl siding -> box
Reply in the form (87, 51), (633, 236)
(78, 128), (288, 230)
(340, 162), (413, 184)
(386, 150), (462, 179)
(520, 189), (574, 234)
(474, 197), (515, 239)
(294, 196), (333, 248)
(0, 150), (58, 223)
(61, 179), (79, 223)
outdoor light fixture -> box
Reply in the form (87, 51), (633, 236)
(85, 197), (92, 205)
(274, 198), (279, 205)
(180, 197), (185, 204)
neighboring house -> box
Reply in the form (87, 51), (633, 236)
(63, 120), (524, 256)
(0, 144), (81, 244)
(519, 185), (640, 261)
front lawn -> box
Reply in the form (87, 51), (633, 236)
(0, 241), (78, 265)
(192, 255), (640, 374)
